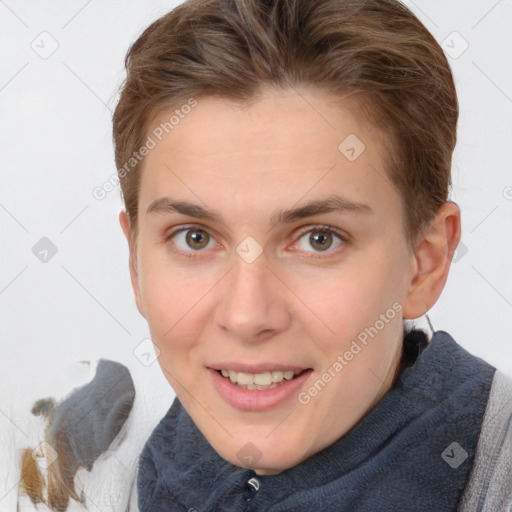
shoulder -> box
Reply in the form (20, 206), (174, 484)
(458, 369), (512, 512)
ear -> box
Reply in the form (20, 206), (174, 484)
(119, 211), (145, 318)
(402, 201), (461, 319)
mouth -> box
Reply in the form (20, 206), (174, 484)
(207, 365), (314, 411)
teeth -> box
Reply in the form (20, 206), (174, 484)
(271, 371), (284, 383)
(237, 372), (253, 385)
(218, 368), (302, 388)
(254, 372), (272, 386)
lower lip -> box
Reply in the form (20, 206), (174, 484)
(208, 368), (313, 411)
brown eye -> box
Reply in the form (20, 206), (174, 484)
(169, 227), (215, 252)
(184, 229), (210, 250)
(309, 230), (333, 251)
(296, 226), (345, 254)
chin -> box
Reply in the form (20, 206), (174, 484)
(214, 433), (312, 475)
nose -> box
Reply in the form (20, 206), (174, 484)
(214, 250), (291, 343)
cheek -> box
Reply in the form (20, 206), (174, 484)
(293, 247), (406, 359)
(136, 250), (190, 340)
(136, 249), (217, 353)
(299, 261), (395, 329)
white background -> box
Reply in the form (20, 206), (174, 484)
(1, 0), (511, 434)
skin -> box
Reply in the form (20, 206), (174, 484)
(120, 86), (461, 475)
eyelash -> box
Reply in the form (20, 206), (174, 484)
(164, 224), (348, 259)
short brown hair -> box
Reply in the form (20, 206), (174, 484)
(112, 0), (458, 247)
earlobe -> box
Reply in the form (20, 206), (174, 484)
(118, 211), (145, 318)
(402, 201), (461, 319)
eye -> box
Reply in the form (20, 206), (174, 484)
(294, 225), (346, 255)
(166, 226), (217, 255)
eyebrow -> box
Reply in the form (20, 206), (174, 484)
(146, 194), (373, 230)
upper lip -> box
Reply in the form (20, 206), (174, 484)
(208, 363), (310, 373)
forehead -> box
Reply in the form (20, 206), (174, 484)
(139, 87), (400, 229)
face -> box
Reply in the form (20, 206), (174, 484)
(122, 86), (418, 475)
